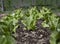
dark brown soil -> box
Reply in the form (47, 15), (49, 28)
(0, 14), (51, 44)
(16, 19), (51, 44)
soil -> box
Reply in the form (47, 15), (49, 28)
(0, 14), (51, 44)
(16, 19), (51, 44)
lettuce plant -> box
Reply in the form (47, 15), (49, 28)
(41, 7), (60, 44)
(21, 7), (43, 30)
(0, 9), (22, 44)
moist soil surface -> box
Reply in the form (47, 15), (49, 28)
(16, 19), (51, 44)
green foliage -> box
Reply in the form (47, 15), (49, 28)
(0, 9), (22, 44)
(0, 35), (15, 44)
(21, 7), (43, 30)
(0, 7), (60, 44)
(41, 7), (60, 44)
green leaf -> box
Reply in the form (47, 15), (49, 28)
(0, 35), (15, 44)
(50, 31), (58, 44)
(13, 25), (18, 32)
(42, 21), (49, 27)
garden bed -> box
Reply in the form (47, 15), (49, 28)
(0, 7), (60, 44)
(16, 19), (51, 44)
